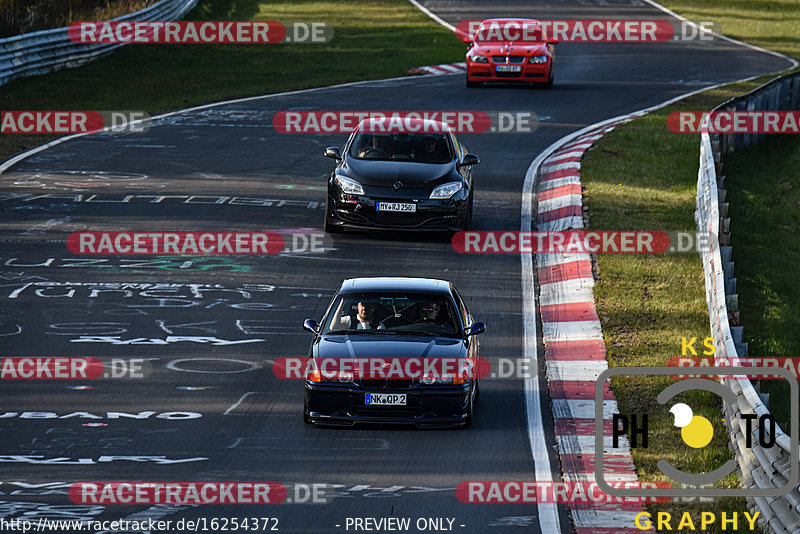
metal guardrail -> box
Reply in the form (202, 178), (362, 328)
(0, 0), (198, 87)
(696, 70), (800, 534)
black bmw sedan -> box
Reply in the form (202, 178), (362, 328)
(302, 277), (486, 427)
(322, 119), (479, 232)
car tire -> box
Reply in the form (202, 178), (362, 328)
(459, 193), (473, 232)
(324, 198), (342, 234)
(543, 68), (554, 89)
(303, 400), (312, 424)
(464, 392), (475, 426)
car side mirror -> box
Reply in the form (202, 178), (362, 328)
(324, 146), (342, 160)
(459, 153), (480, 167)
(464, 322), (486, 336)
(303, 319), (320, 334)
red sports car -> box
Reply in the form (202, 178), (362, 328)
(465, 18), (557, 89)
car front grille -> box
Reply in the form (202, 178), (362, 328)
(492, 55), (525, 64)
(359, 378), (415, 389)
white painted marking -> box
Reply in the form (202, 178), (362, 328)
(546, 150), (584, 162)
(539, 279), (595, 306)
(541, 161), (581, 174)
(556, 434), (632, 457)
(406, 0), (456, 31)
(522, 129), (572, 534)
(536, 252), (592, 267)
(543, 320), (603, 342)
(537, 194), (583, 214)
(538, 176), (582, 191)
(571, 509), (645, 528)
(552, 399), (618, 420)
(537, 216), (585, 231)
(223, 391), (258, 415)
(547, 360), (608, 382)
(168, 358), (260, 375)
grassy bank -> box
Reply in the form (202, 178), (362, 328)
(0, 0), (463, 164)
(581, 0), (798, 530)
(723, 135), (800, 426)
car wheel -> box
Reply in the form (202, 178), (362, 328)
(474, 379), (480, 402)
(466, 76), (481, 88)
(463, 193), (473, 231)
(543, 68), (554, 89)
(324, 198), (342, 234)
(303, 399), (312, 424)
(464, 392), (475, 426)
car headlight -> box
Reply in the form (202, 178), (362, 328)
(336, 371), (354, 383)
(334, 175), (365, 195)
(469, 55), (488, 63)
(421, 374), (453, 385)
(429, 181), (463, 199)
(529, 55), (548, 64)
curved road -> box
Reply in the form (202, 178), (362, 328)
(0, 0), (791, 532)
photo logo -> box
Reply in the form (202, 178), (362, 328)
(597, 367), (798, 497)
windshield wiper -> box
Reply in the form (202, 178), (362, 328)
(388, 330), (439, 336)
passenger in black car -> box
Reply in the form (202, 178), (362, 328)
(413, 302), (443, 325)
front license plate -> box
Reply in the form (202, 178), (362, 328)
(376, 202), (416, 213)
(365, 393), (407, 406)
(495, 65), (522, 72)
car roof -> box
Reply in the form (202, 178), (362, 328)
(338, 277), (453, 296)
(355, 118), (453, 135)
(480, 18), (541, 25)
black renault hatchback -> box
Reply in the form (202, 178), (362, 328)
(322, 119), (479, 233)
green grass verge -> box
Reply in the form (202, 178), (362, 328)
(0, 0), (464, 163)
(581, 79), (779, 533)
(581, 0), (799, 529)
(723, 135), (800, 427)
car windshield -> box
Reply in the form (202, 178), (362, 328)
(323, 292), (460, 336)
(348, 133), (452, 163)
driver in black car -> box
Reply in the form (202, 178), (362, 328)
(339, 301), (384, 330)
(357, 135), (392, 158)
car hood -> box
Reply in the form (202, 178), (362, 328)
(470, 42), (548, 56)
(314, 334), (465, 361)
(341, 158), (455, 187)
